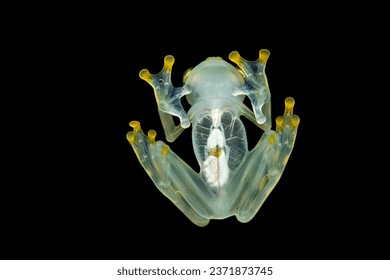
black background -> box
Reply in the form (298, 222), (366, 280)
(3, 6), (388, 261)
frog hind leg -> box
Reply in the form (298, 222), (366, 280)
(127, 121), (211, 227)
(230, 97), (299, 223)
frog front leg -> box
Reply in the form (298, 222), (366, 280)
(229, 50), (272, 131)
(230, 97), (300, 223)
(139, 55), (191, 142)
(127, 121), (213, 227)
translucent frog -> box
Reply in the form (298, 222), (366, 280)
(127, 50), (300, 227)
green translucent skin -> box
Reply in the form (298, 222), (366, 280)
(127, 50), (300, 226)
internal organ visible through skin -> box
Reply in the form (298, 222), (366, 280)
(203, 109), (229, 188)
(128, 49), (300, 226)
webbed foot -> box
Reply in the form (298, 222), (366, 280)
(127, 120), (211, 227)
(271, 97), (300, 173)
(229, 50), (272, 130)
(231, 97), (299, 223)
(139, 55), (191, 142)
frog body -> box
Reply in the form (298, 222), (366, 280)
(127, 50), (299, 226)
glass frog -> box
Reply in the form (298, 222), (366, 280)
(127, 50), (300, 227)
